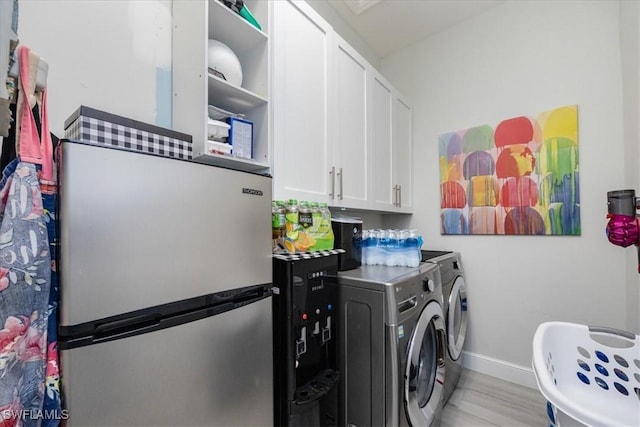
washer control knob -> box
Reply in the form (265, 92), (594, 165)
(423, 278), (434, 293)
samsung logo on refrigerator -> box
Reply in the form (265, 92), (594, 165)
(242, 188), (264, 196)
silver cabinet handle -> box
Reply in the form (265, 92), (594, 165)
(337, 168), (343, 200)
(393, 185), (398, 207)
(398, 185), (402, 208)
(329, 166), (335, 199)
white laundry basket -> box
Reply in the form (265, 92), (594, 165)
(532, 321), (640, 427)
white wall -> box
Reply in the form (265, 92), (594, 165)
(16, 0), (172, 137)
(381, 0), (629, 386)
(619, 0), (640, 333)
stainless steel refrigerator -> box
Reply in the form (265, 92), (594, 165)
(57, 141), (273, 426)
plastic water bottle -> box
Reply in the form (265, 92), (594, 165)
(310, 202), (321, 233)
(298, 201), (313, 231)
(383, 229), (391, 266)
(406, 229), (420, 267)
(366, 229), (375, 265)
(386, 229), (398, 266)
(370, 229), (382, 265)
(318, 203), (334, 250)
(361, 229), (370, 265)
(397, 229), (409, 266)
(376, 230), (386, 266)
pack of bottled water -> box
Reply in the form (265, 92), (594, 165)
(361, 229), (423, 267)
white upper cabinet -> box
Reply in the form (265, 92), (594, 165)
(272, 0), (333, 203)
(172, 0), (270, 173)
(370, 72), (394, 211)
(331, 34), (369, 210)
(270, 0), (413, 212)
(368, 71), (414, 213)
(393, 94), (413, 212)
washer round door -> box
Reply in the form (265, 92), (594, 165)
(447, 275), (468, 361)
(404, 301), (446, 426)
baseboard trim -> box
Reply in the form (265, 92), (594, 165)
(461, 351), (538, 389)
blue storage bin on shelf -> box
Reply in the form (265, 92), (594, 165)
(532, 321), (640, 427)
(227, 117), (253, 160)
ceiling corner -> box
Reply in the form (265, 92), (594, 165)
(344, 0), (382, 16)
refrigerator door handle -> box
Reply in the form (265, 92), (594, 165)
(59, 283), (272, 349)
(209, 284), (268, 304)
(94, 313), (161, 341)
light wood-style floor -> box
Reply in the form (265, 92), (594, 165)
(441, 369), (549, 426)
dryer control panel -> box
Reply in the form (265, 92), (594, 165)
(394, 265), (443, 324)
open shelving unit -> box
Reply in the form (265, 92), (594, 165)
(173, 0), (270, 174)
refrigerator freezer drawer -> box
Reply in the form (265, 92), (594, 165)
(60, 296), (273, 426)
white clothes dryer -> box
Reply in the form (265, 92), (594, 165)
(335, 263), (446, 426)
(421, 251), (468, 405)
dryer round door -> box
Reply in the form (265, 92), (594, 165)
(447, 275), (468, 361)
(404, 301), (446, 426)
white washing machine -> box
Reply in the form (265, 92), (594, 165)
(334, 263), (446, 426)
(421, 251), (468, 404)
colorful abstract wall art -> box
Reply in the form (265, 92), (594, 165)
(439, 105), (580, 235)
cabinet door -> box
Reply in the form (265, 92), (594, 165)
(272, 0), (333, 203)
(369, 73), (394, 211)
(332, 35), (369, 209)
(393, 94), (413, 212)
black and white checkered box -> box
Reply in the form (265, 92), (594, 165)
(64, 106), (192, 160)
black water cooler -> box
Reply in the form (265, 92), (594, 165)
(273, 251), (342, 427)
